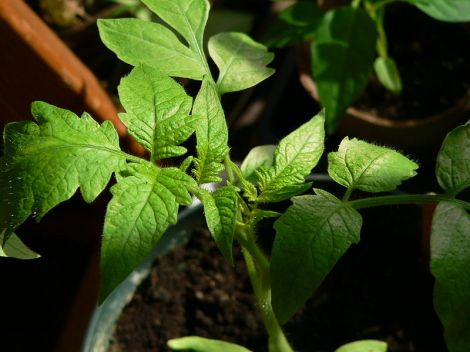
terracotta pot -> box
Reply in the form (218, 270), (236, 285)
(298, 44), (470, 162)
(0, 0), (126, 135)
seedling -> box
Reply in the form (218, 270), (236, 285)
(265, 0), (470, 132)
(1, 0), (469, 351)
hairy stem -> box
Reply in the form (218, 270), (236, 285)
(349, 194), (470, 210)
(236, 227), (294, 352)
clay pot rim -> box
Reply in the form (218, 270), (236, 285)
(299, 65), (470, 130)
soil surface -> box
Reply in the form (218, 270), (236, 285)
(354, 4), (470, 120)
(110, 205), (447, 352)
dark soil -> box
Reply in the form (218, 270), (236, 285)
(354, 4), (470, 120)
(110, 205), (447, 352)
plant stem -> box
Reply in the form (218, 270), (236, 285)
(349, 194), (470, 210)
(236, 227), (294, 352)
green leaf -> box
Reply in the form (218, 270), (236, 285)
(271, 189), (362, 324)
(142, 0), (209, 53)
(256, 111), (325, 203)
(405, 0), (470, 22)
(192, 78), (229, 183)
(240, 144), (276, 182)
(335, 340), (387, 352)
(100, 163), (197, 300)
(0, 232), (40, 259)
(0, 102), (123, 238)
(226, 160), (258, 202)
(436, 122), (470, 195)
(431, 202), (470, 352)
(328, 137), (418, 193)
(118, 65), (199, 160)
(374, 57), (402, 94)
(168, 336), (253, 352)
(199, 186), (239, 264)
(97, 18), (205, 80)
(263, 1), (323, 48)
(312, 6), (377, 133)
(208, 32), (275, 95)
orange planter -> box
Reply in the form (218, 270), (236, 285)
(0, 0), (126, 136)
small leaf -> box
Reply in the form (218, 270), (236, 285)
(199, 186), (239, 264)
(226, 160), (258, 202)
(240, 145), (276, 182)
(192, 78), (229, 183)
(256, 111), (325, 203)
(98, 18), (205, 79)
(431, 202), (470, 352)
(168, 336), (253, 352)
(263, 1), (323, 48)
(374, 57), (402, 94)
(436, 122), (470, 195)
(271, 189), (362, 323)
(335, 340), (387, 352)
(118, 65), (199, 160)
(100, 163), (197, 300)
(312, 6), (377, 133)
(209, 32), (275, 95)
(1, 102), (123, 239)
(0, 232), (40, 260)
(328, 137), (418, 193)
(142, 0), (209, 53)
(405, 0), (470, 22)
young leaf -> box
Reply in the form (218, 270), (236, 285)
(271, 189), (362, 324)
(436, 122), (470, 196)
(98, 19), (205, 79)
(374, 57), (402, 94)
(0, 102), (123, 239)
(312, 6), (377, 133)
(118, 65), (199, 160)
(328, 138), (418, 193)
(335, 340), (387, 352)
(100, 163), (197, 300)
(431, 202), (470, 352)
(405, 0), (470, 22)
(256, 111), (325, 203)
(142, 0), (209, 54)
(168, 336), (253, 352)
(240, 144), (276, 182)
(263, 1), (323, 48)
(0, 232), (40, 260)
(198, 186), (239, 264)
(192, 78), (229, 183)
(208, 32), (275, 95)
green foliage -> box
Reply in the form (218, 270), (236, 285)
(101, 163), (196, 299)
(256, 110), (325, 202)
(192, 78), (229, 183)
(404, 0), (470, 22)
(335, 339), (387, 352)
(0, 102), (123, 239)
(271, 189), (362, 324)
(328, 137), (418, 193)
(209, 32), (275, 95)
(118, 66), (199, 160)
(436, 122), (470, 196)
(373, 57), (402, 94)
(267, 0), (469, 131)
(199, 186), (239, 264)
(312, 6), (377, 133)
(263, 1), (322, 48)
(0, 232), (39, 259)
(98, 18), (205, 79)
(1, 1), (469, 352)
(240, 144), (276, 182)
(168, 336), (253, 352)
(431, 202), (470, 352)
